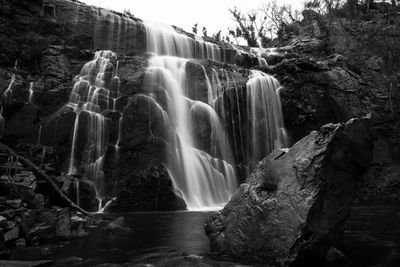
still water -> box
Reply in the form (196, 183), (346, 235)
(10, 206), (400, 266)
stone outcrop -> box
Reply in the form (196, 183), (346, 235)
(261, 3), (400, 204)
(205, 117), (374, 266)
(21, 207), (88, 244)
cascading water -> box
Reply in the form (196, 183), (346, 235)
(250, 47), (268, 66)
(47, 15), (288, 211)
(4, 73), (15, 103)
(246, 70), (288, 167)
(67, 50), (121, 211)
(144, 22), (237, 210)
(28, 82), (34, 104)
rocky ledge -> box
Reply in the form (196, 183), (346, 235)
(205, 117), (374, 266)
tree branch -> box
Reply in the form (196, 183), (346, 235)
(0, 143), (89, 215)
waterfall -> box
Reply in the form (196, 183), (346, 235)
(258, 58), (268, 66)
(28, 82), (34, 104)
(144, 21), (224, 61)
(97, 197), (117, 213)
(246, 70), (288, 167)
(4, 73), (15, 103)
(57, 18), (288, 211)
(143, 22), (237, 210)
(66, 50), (119, 207)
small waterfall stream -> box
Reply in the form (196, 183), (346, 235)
(66, 50), (121, 211)
(28, 82), (34, 104)
(246, 70), (288, 167)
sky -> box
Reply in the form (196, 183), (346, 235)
(80, 0), (305, 36)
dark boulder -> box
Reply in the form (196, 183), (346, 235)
(0, 228), (9, 260)
(21, 207), (87, 244)
(205, 117), (374, 266)
(105, 217), (133, 233)
(111, 164), (187, 212)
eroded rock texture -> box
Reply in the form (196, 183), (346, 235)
(0, 0), (259, 211)
(255, 4), (400, 204)
(205, 117), (374, 266)
(0, 0), (398, 212)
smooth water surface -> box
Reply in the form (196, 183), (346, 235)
(10, 206), (400, 266)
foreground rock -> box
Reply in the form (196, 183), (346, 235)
(205, 117), (374, 266)
(0, 260), (52, 267)
(105, 217), (133, 233)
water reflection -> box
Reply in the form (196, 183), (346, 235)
(10, 206), (400, 266)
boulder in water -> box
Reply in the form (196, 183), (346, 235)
(105, 217), (133, 233)
(21, 207), (88, 244)
(205, 117), (374, 266)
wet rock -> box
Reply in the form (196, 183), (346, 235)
(5, 221), (16, 231)
(0, 216), (7, 229)
(105, 217), (133, 233)
(14, 238), (26, 248)
(0, 229), (9, 260)
(326, 247), (351, 264)
(26, 225), (52, 245)
(5, 199), (22, 209)
(70, 215), (88, 238)
(0, 179), (35, 206)
(0, 260), (53, 266)
(111, 164), (187, 212)
(205, 117), (374, 266)
(54, 208), (72, 238)
(21, 207), (88, 244)
(56, 257), (84, 265)
(76, 179), (98, 212)
(30, 194), (44, 210)
(0, 210), (16, 220)
(366, 56), (384, 71)
(4, 226), (19, 242)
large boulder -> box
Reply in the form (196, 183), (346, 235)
(205, 117), (374, 266)
(111, 164), (187, 212)
(21, 207), (88, 244)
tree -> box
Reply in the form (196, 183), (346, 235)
(202, 26), (208, 37)
(304, 0), (346, 15)
(228, 7), (262, 47)
(229, 1), (301, 47)
(260, 1), (301, 39)
(123, 8), (133, 16)
(212, 30), (222, 41)
(192, 23), (198, 34)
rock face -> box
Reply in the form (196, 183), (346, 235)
(21, 207), (88, 244)
(205, 117), (374, 266)
(0, 0), (398, 214)
(263, 3), (400, 204)
(0, 0), (265, 212)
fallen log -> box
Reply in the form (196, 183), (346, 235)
(0, 143), (89, 215)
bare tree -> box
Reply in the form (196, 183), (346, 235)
(212, 30), (222, 41)
(228, 1), (301, 47)
(192, 23), (198, 34)
(260, 1), (301, 38)
(228, 7), (264, 46)
(304, 0), (346, 14)
(202, 26), (208, 37)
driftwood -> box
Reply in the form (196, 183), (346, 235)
(0, 143), (89, 215)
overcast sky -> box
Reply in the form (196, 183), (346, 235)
(80, 0), (305, 35)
